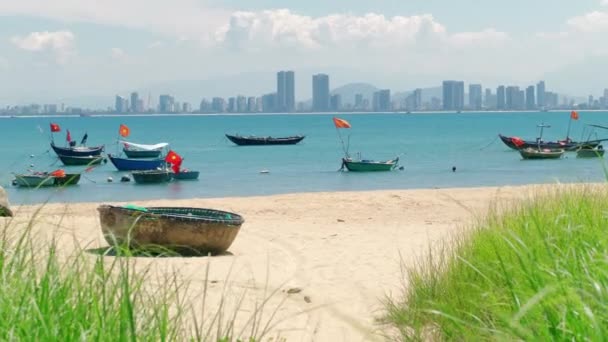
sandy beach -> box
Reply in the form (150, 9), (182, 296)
(2, 185), (552, 341)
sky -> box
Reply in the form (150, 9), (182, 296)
(2, 0), (608, 106)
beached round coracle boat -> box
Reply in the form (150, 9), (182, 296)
(97, 205), (244, 255)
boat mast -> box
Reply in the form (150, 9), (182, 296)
(537, 123), (550, 149)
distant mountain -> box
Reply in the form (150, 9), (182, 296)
(392, 86), (442, 105)
(330, 83), (379, 104)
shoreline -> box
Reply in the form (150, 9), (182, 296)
(0, 109), (604, 119)
(5, 183), (597, 341)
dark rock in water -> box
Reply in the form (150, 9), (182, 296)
(120, 176), (131, 182)
(0, 186), (12, 217)
(452, 166), (457, 172)
(399, 166), (405, 171)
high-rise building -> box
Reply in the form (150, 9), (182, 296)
(159, 95), (175, 113)
(372, 89), (391, 111)
(526, 86), (536, 109)
(469, 84), (482, 110)
(236, 96), (247, 113)
(247, 97), (256, 112)
(484, 88), (496, 109)
(115, 95), (128, 113)
(442, 81), (464, 111)
(228, 97), (237, 112)
(262, 93), (277, 113)
(130, 92), (139, 113)
(536, 81), (546, 108)
(182, 103), (192, 113)
(496, 86), (505, 110)
(136, 99), (144, 113)
(505, 86), (520, 110)
(211, 97), (225, 112)
(276, 71), (295, 112)
(405, 88), (422, 111)
(312, 74), (330, 112)
(330, 94), (342, 111)
(355, 94), (364, 110)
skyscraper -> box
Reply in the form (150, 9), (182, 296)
(276, 71), (295, 112)
(505, 86), (520, 110)
(130, 92), (139, 113)
(469, 84), (482, 110)
(525, 86), (536, 109)
(312, 74), (330, 112)
(442, 81), (464, 111)
(115, 95), (127, 113)
(372, 89), (391, 111)
(536, 81), (546, 108)
(355, 94), (364, 109)
(330, 94), (342, 111)
(496, 86), (505, 110)
(159, 95), (175, 113)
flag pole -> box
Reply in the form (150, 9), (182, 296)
(566, 115), (573, 141)
(335, 127), (349, 157)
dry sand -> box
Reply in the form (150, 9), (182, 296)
(2, 185), (548, 341)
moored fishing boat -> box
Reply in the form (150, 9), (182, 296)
(51, 142), (105, 157)
(172, 171), (200, 180)
(498, 134), (600, 151)
(108, 154), (165, 171)
(341, 157), (400, 172)
(98, 205), (244, 255)
(576, 146), (605, 158)
(226, 134), (305, 146)
(13, 174), (55, 187)
(121, 141), (168, 159)
(57, 154), (105, 166)
(519, 148), (565, 160)
(53, 173), (81, 186)
(132, 170), (172, 184)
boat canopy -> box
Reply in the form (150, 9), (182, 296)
(121, 141), (169, 151)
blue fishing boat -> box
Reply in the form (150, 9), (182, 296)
(107, 154), (166, 171)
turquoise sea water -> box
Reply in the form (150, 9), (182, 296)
(1, 112), (607, 205)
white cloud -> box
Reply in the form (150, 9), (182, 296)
(0, 0), (230, 39)
(10, 30), (75, 63)
(602, 0), (608, 6)
(11, 30), (74, 51)
(567, 11), (608, 32)
(214, 10), (505, 51)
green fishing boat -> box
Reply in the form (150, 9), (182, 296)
(341, 157), (399, 172)
(576, 146), (604, 158)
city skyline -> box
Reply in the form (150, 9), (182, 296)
(6, 69), (608, 115)
(3, 1), (608, 105)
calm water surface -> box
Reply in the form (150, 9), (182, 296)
(1, 112), (607, 204)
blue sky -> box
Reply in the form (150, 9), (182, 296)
(2, 0), (608, 106)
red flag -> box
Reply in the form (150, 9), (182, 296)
(164, 150), (183, 165)
(511, 137), (525, 147)
(171, 163), (181, 174)
(50, 123), (61, 132)
(50, 169), (66, 178)
(119, 124), (130, 137)
(571, 111), (579, 120)
(333, 117), (351, 129)
(66, 130), (72, 142)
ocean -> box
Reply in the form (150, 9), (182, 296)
(1, 111), (606, 205)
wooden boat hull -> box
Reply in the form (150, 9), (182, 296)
(53, 174), (81, 186)
(342, 157), (399, 172)
(172, 171), (200, 180)
(499, 134), (600, 151)
(57, 154), (104, 166)
(226, 134), (305, 146)
(108, 154), (165, 171)
(123, 149), (162, 159)
(13, 175), (55, 187)
(51, 143), (104, 157)
(519, 148), (564, 159)
(14, 173), (81, 187)
(132, 170), (172, 184)
(98, 205), (244, 255)
(576, 148), (605, 158)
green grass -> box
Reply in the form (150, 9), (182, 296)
(386, 186), (608, 340)
(0, 207), (282, 341)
